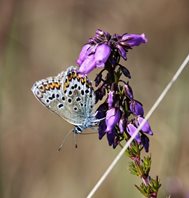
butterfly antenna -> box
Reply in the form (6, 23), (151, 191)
(58, 129), (73, 151)
(74, 133), (78, 148)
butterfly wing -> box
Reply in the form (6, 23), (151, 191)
(31, 66), (96, 126)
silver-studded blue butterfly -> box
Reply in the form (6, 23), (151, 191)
(32, 66), (100, 134)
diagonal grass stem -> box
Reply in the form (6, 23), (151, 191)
(87, 53), (189, 198)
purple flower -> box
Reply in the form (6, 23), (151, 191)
(120, 33), (147, 47)
(106, 128), (116, 146)
(76, 29), (153, 152)
(105, 108), (121, 132)
(119, 118), (127, 133)
(130, 100), (144, 117)
(96, 102), (108, 119)
(78, 54), (96, 74)
(141, 134), (150, 152)
(124, 83), (133, 99)
(98, 107), (120, 148)
(77, 44), (91, 65)
(135, 116), (153, 135)
(77, 30), (147, 74)
(95, 44), (111, 67)
(126, 123), (141, 143)
(77, 44), (111, 74)
(98, 120), (106, 140)
(116, 44), (127, 60)
(107, 91), (114, 108)
(116, 33), (147, 60)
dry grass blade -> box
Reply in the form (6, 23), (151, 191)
(86, 53), (189, 198)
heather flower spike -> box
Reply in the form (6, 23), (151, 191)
(77, 29), (161, 197)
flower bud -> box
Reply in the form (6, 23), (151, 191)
(105, 108), (121, 132)
(121, 33), (147, 47)
(136, 116), (153, 135)
(130, 100), (144, 116)
(126, 123), (141, 143)
(116, 44), (127, 60)
(124, 83), (133, 99)
(119, 118), (127, 133)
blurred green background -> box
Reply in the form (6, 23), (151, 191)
(0, 0), (189, 197)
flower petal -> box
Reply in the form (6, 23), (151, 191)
(105, 108), (121, 132)
(119, 118), (126, 133)
(98, 121), (107, 140)
(130, 100), (144, 117)
(124, 83), (133, 99)
(121, 33), (147, 47)
(141, 134), (150, 152)
(116, 44), (127, 60)
(106, 130), (115, 146)
(78, 54), (96, 74)
(127, 123), (141, 143)
(107, 91), (114, 108)
(77, 44), (91, 65)
(95, 44), (111, 67)
(137, 116), (153, 135)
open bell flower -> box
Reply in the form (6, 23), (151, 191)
(95, 44), (111, 67)
(78, 43), (111, 74)
(78, 54), (96, 74)
(77, 44), (91, 65)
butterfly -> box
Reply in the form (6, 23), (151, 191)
(31, 66), (100, 135)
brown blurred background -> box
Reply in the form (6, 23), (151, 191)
(0, 0), (189, 197)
